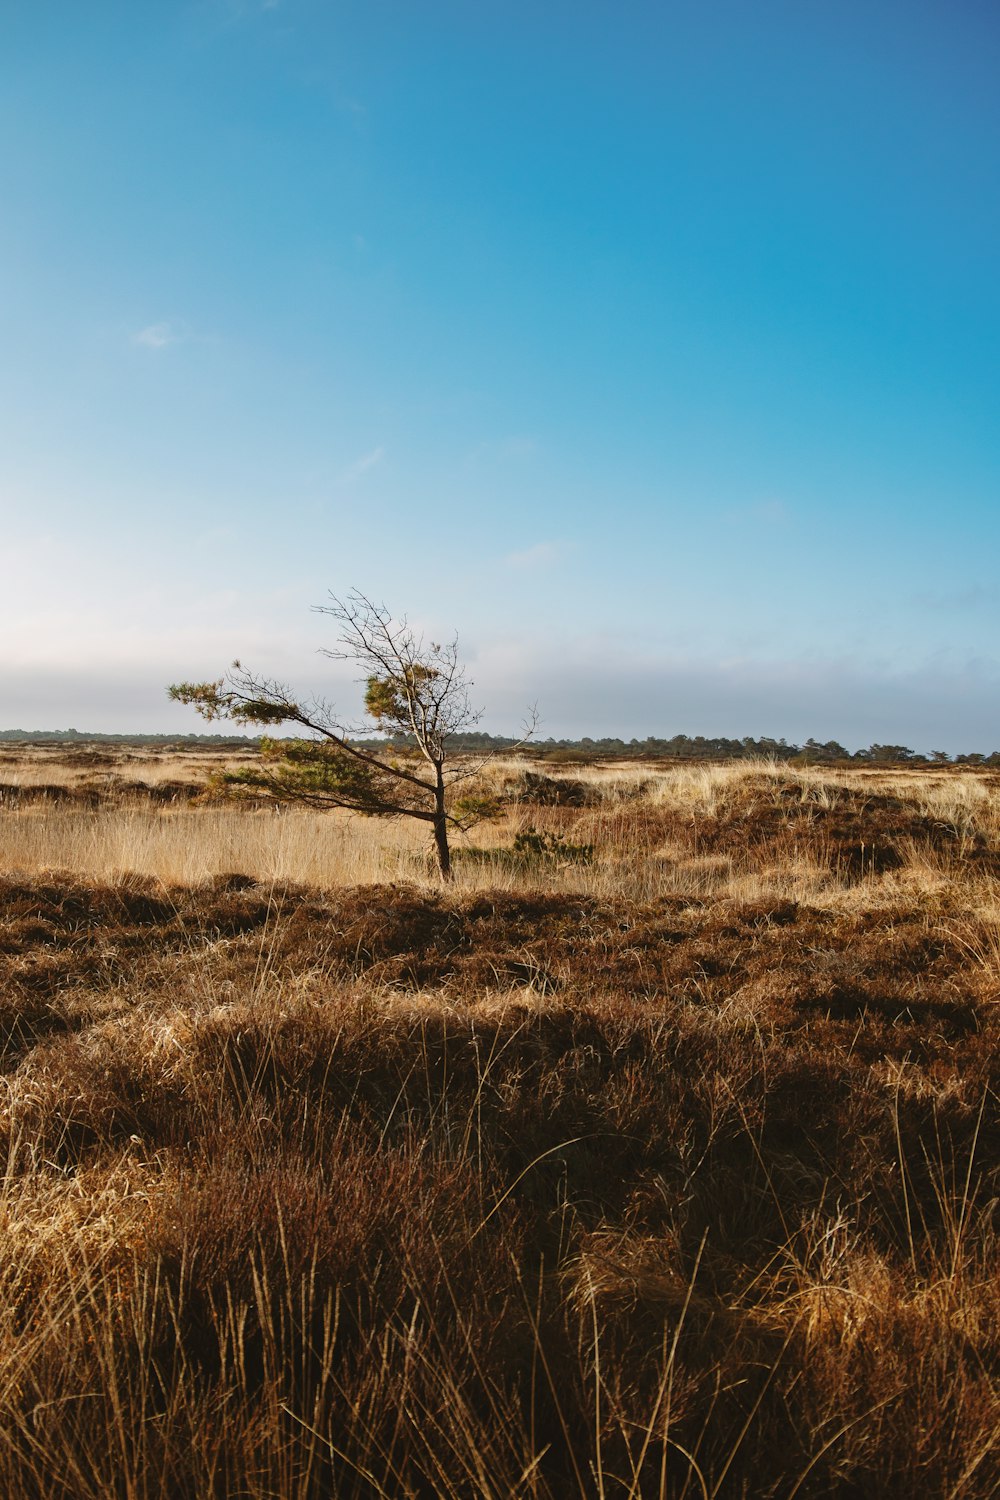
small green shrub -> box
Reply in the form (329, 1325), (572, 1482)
(510, 827), (595, 864)
(452, 826), (594, 870)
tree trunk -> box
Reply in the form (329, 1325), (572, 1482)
(432, 772), (452, 880)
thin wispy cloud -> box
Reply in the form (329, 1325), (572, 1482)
(217, 0), (282, 18)
(342, 446), (385, 482)
(725, 498), (790, 525)
(133, 322), (185, 350)
(913, 583), (996, 612)
(467, 435), (538, 468)
(505, 541), (562, 569)
(496, 436), (537, 460)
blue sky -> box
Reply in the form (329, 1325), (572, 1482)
(3, 0), (999, 748)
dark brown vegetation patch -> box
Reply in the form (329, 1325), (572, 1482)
(504, 770), (600, 807)
(0, 777), (202, 808)
(0, 874), (998, 1496)
(0, 876), (987, 1034)
(587, 777), (1000, 878)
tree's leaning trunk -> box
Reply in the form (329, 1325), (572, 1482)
(432, 768), (452, 880)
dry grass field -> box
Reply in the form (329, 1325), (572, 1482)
(0, 741), (998, 1496)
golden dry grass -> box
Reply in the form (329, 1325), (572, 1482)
(4, 745), (1000, 908)
(0, 744), (998, 1495)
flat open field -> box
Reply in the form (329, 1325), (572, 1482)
(0, 743), (998, 1496)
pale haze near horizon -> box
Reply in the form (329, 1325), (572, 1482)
(3, 1), (999, 752)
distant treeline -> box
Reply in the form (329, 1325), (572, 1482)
(400, 732), (1000, 766)
(0, 729), (260, 748)
(3, 727), (996, 766)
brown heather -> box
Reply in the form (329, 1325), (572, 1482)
(0, 743), (997, 1496)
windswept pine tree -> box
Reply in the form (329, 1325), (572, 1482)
(170, 591), (535, 878)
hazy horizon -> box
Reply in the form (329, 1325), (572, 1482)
(4, 641), (999, 757)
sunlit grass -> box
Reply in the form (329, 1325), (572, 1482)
(0, 746), (998, 1493)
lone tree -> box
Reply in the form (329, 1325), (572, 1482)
(168, 591), (533, 879)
